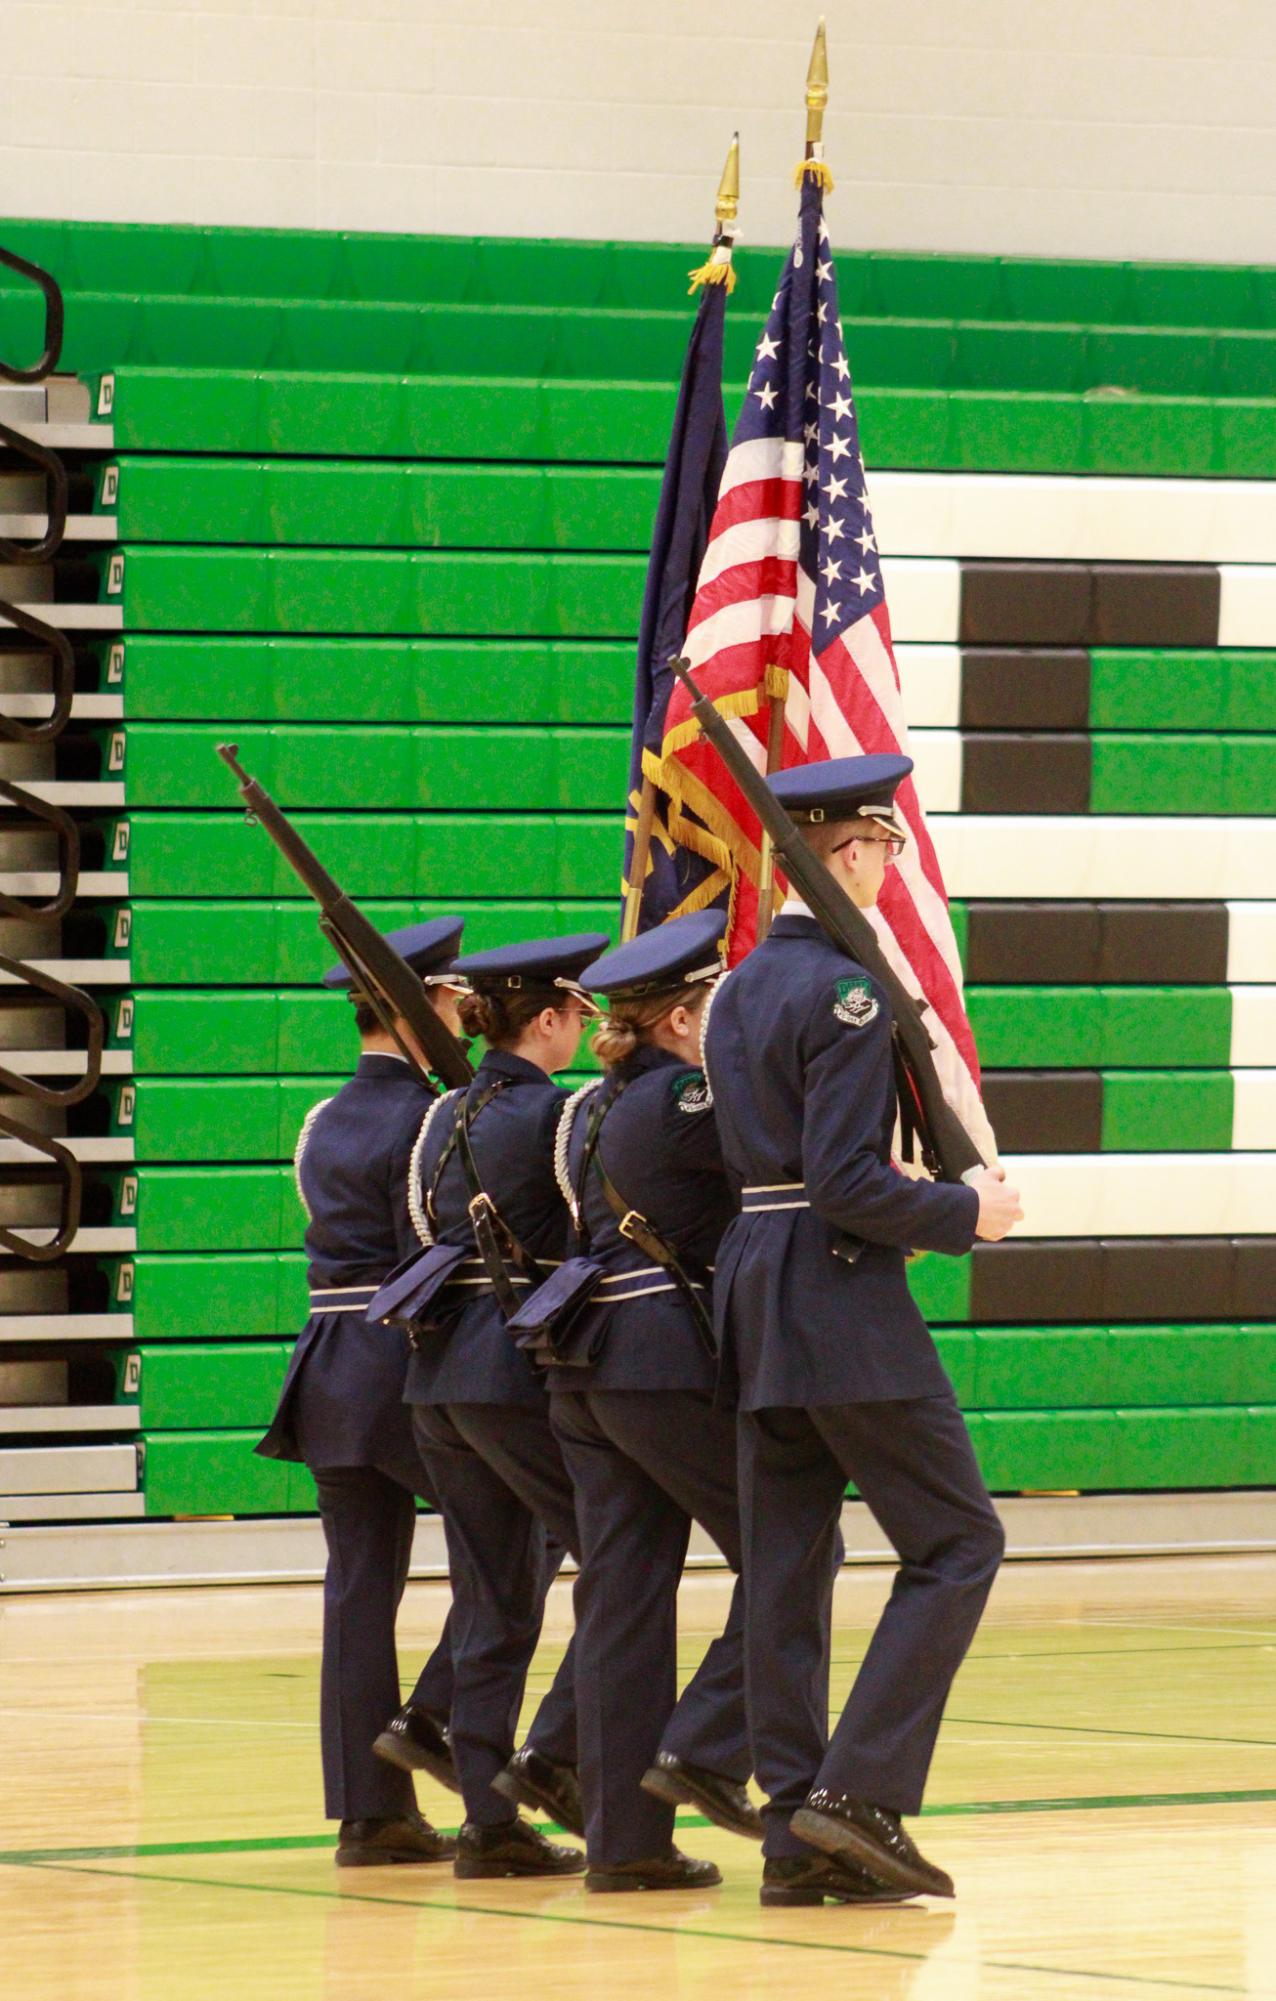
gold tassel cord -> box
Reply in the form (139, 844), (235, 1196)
(687, 255), (737, 293)
(794, 157), (835, 191)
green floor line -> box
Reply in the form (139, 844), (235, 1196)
(924, 1787), (1276, 1817)
(832, 1640), (1276, 1668)
(7, 1856), (1259, 1999)
(946, 1715), (1276, 1750)
(4, 1784), (1274, 1870)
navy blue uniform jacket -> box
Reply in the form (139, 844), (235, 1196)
(550, 1043), (737, 1395)
(258, 1052), (432, 1477)
(403, 1048), (570, 1410)
(705, 914), (980, 1410)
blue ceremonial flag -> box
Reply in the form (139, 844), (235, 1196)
(620, 274), (732, 934)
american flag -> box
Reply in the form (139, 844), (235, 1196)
(660, 173), (996, 1160)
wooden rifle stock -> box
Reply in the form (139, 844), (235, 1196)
(216, 745), (473, 1092)
(667, 660), (986, 1182)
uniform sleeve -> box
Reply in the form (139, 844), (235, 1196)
(662, 1068), (726, 1175)
(388, 1098), (428, 1261)
(800, 976), (978, 1255)
(537, 1085), (575, 1260)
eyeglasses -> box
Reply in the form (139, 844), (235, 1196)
(830, 832), (906, 861)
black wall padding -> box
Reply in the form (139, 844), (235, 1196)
(964, 902), (1229, 983)
(961, 732), (1091, 812)
(968, 1237), (1276, 1322)
(1091, 564), (1221, 646)
(959, 563), (1221, 646)
(982, 1071), (1103, 1153)
(959, 649), (1091, 729)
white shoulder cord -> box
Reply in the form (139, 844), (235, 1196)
(292, 1097), (336, 1220)
(407, 1088), (463, 1247)
(553, 1080), (604, 1227)
(697, 972), (730, 1107)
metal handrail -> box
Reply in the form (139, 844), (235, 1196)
(0, 601), (74, 744)
(0, 417), (69, 564)
(0, 952), (104, 1107)
(0, 1123), (82, 1261)
(0, 778), (82, 921)
(0, 237), (104, 1263)
(0, 244), (65, 384)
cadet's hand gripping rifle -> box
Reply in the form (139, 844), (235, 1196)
(217, 745), (473, 1093)
(668, 659), (986, 1182)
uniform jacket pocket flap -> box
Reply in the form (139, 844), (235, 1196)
(369, 1242), (473, 1327)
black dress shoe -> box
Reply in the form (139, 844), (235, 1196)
(790, 1793), (954, 1898)
(454, 1815), (586, 1879)
(335, 1811), (456, 1868)
(760, 1853), (910, 1907)
(585, 1846), (722, 1894)
(490, 1745), (585, 1838)
(372, 1705), (461, 1795)
(640, 1751), (763, 1842)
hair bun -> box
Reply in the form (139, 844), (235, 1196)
(458, 989), (505, 1041)
(591, 1016), (640, 1067)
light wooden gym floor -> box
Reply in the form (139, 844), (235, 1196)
(2, 1553), (1274, 2000)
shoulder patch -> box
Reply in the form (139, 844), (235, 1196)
(833, 975), (880, 1029)
(670, 1068), (711, 1114)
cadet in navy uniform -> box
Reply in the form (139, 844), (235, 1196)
(257, 919), (469, 1868)
(402, 934), (607, 1880)
(542, 912), (761, 1893)
(705, 755), (1023, 1903)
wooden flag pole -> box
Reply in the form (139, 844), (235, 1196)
(621, 775), (657, 941)
(757, 21), (831, 943)
(623, 136), (741, 944)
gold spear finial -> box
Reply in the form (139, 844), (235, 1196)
(796, 19), (835, 190)
(805, 17), (829, 148)
(689, 132), (740, 294)
(715, 130), (740, 231)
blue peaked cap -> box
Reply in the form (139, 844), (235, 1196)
(768, 752), (913, 826)
(321, 916), (465, 991)
(451, 932), (610, 994)
(581, 910), (727, 999)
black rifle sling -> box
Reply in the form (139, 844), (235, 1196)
(574, 1076), (717, 1359)
(447, 1082), (547, 1320)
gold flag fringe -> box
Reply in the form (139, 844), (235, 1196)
(794, 158), (835, 191)
(687, 256), (738, 294)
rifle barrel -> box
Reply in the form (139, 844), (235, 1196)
(216, 746), (473, 1092)
(669, 658), (984, 1180)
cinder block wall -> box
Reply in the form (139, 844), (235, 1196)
(3, 0), (1276, 260)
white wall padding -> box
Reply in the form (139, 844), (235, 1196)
(1231, 1072), (1276, 1151)
(872, 475), (1276, 566)
(1226, 905), (1276, 983)
(1218, 565), (1276, 646)
(895, 646), (962, 728)
(1000, 1152), (1276, 1238)
(1230, 987), (1276, 1066)
(931, 818), (1276, 900)
(878, 559), (961, 642)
